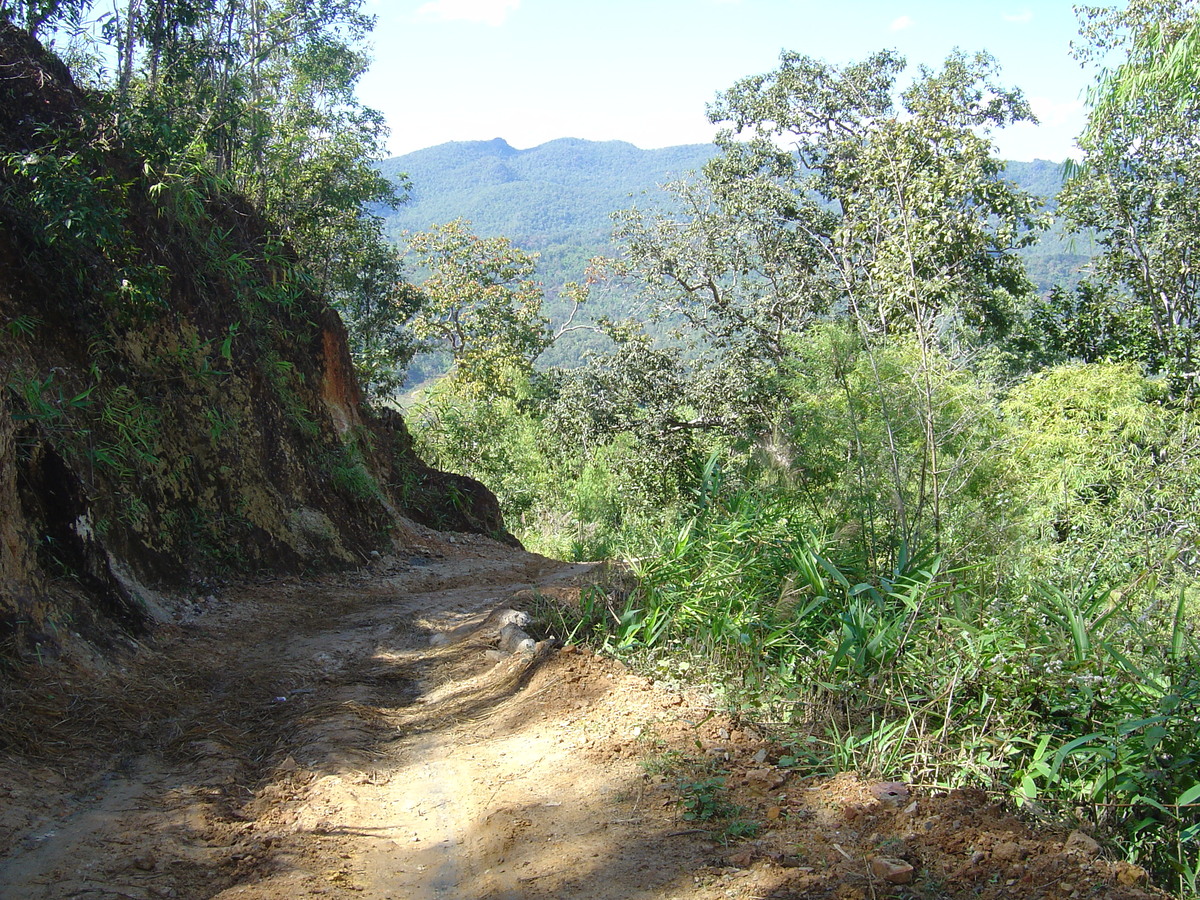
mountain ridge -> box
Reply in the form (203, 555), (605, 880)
(379, 135), (1082, 256)
(377, 138), (1092, 367)
(396, 135), (1071, 167)
(377, 137), (717, 242)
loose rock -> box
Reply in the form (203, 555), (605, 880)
(1065, 830), (1101, 858)
(869, 856), (914, 884)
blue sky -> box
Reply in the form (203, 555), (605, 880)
(359, 0), (1094, 161)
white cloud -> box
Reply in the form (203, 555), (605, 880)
(890, 15), (914, 31)
(1029, 95), (1085, 127)
(1003, 10), (1034, 24)
(415, 0), (519, 26)
(996, 95), (1087, 161)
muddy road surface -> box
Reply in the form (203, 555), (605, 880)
(0, 533), (1170, 899)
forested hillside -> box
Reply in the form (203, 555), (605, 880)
(378, 137), (715, 244)
(378, 141), (1094, 358)
(377, 138), (718, 366)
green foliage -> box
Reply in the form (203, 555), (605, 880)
(1065, 0), (1200, 394)
(0, 0), (88, 36)
(613, 49), (1045, 555)
(0, 137), (162, 333)
(528, 585), (619, 647)
(95, 384), (162, 478)
(8, 371), (95, 439)
(410, 373), (551, 519)
(540, 321), (707, 499)
(679, 775), (736, 822)
(376, 140), (1081, 365)
(594, 466), (1198, 888)
(408, 319), (709, 558)
(375, 138), (717, 360)
(4, 313), (42, 338)
(10, 0), (417, 398)
(406, 219), (551, 394)
(1, 144), (124, 248)
(620, 482), (955, 691)
(1014, 587), (1200, 894)
(371, 32), (1200, 891)
(325, 432), (381, 502)
(780, 326), (1014, 574)
(642, 752), (759, 843)
(1004, 280), (1160, 372)
(10, 5), (1184, 883)
(262, 350), (319, 438)
(526, 354), (1188, 892)
(621, 47), (1043, 349)
(1001, 362), (1199, 602)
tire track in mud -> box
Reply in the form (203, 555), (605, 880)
(209, 546), (705, 900)
(301, 561), (604, 900)
(281, 569), (560, 899)
(0, 539), (595, 900)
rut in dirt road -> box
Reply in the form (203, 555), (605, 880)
(0, 538), (712, 900)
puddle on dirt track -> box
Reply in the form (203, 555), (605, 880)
(0, 532), (1173, 900)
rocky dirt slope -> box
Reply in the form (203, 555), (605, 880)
(0, 21), (506, 665)
(0, 533), (1168, 899)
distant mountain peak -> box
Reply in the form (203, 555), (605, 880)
(484, 137), (516, 154)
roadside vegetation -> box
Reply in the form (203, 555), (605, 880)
(2, 0), (1198, 892)
(403, 4), (1200, 892)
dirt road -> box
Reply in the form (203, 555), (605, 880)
(0, 532), (1170, 899)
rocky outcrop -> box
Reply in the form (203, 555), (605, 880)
(365, 408), (517, 545)
(0, 22), (511, 664)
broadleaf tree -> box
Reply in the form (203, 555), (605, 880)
(15, 0), (417, 398)
(615, 48), (1044, 556)
(405, 218), (552, 395)
(1064, 0), (1200, 395)
(0, 0), (89, 35)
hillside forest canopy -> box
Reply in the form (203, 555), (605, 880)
(2, 0), (1200, 893)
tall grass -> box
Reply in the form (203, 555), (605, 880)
(594, 484), (1200, 895)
